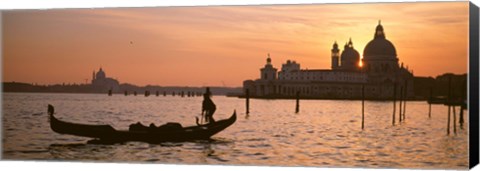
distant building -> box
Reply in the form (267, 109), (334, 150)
(91, 67), (120, 92)
(243, 21), (414, 100)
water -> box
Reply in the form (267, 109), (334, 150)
(2, 93), (468, 169)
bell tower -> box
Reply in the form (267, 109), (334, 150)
(331, 41), (340, 70)
(92, 70), (96, 83)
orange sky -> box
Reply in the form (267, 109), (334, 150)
(2, 2), (469, 87)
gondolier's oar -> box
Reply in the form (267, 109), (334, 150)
(195, 116), (200, 125)
(202, 111), (206, 124)
(195, 111), (205, 126)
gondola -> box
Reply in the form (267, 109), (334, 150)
(48, 104), (236, 144)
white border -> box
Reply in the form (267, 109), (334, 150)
(0, 0), (471, 10)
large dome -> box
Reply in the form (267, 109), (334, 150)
(363, 38), (397, 57)
(363, 21), (397, 58)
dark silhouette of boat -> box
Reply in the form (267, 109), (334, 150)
(427, 96), (467, 108)
(48, 104), (236, 144)
(427, 96), (448, 104)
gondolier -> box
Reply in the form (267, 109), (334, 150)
(202, 87), (216, 123)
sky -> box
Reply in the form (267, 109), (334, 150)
(2, 1), (469, 87)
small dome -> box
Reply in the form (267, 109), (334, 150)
(96, 68), (106, 79)
(333, 41), (338, 49)
(341, 39), (360, 62)
(341, 47), (360, 61)
(266, 53), (272, 65)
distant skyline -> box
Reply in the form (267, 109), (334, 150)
(3, 2), (469, 87)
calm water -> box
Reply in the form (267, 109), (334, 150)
(2, 93), (469, 169)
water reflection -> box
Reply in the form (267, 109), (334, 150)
(48, 143), (117, 161)
(2, 93), (469, 169)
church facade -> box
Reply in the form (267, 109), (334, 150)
(243, 22), (414, 100)
(91, 67), (120, 92)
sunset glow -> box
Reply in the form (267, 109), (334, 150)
(3, 2), (469, 87)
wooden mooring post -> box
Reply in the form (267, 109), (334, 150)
(399, 86), (403, 123)
(452, 84), (457, 134)
(392, 83), (397, 126)
(246, 89), (250, 115)
(447, 76), (452, 135)
(453, 105), (457, 134)
(402, 80), (408, 121)
(145, 90), (150, 97)
(428, 87), (432, 118)
(124, 90), (128, 96)
(447, 105), (451, 135)
(459, 78), (466, 129)
(295, 91), (300, 113)
(362, 84), (365, 130)
(459, 105), (465, 129)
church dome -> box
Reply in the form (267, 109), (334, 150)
(341, 39), (360, 61)
(341, 48), (360, 61)
(333, 41), (338, 49)
(96, 68), (106, 79)
(339, 39), (361, 71)
(363, 21), (397, 58)
(364, 38), (397, 57)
